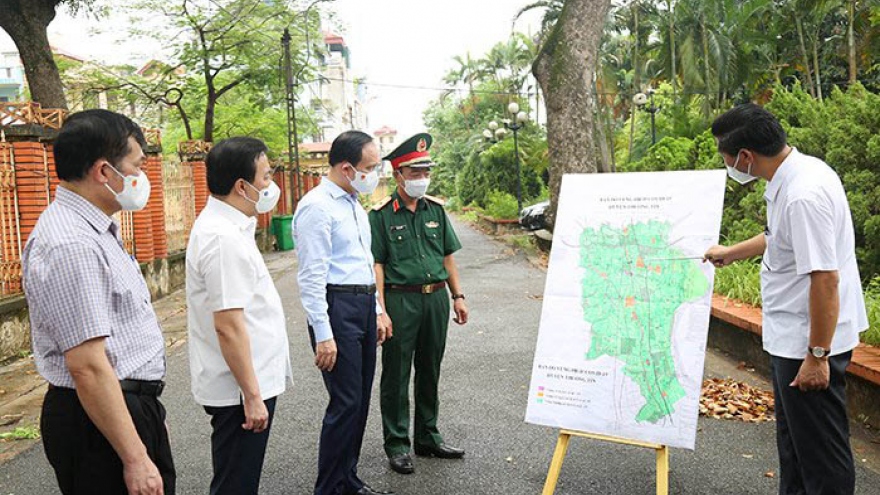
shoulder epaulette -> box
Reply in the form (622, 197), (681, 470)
(423, 194), (446, 206)
(372, 196), (393, 211)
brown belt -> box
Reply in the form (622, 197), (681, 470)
(386, 281), (447, 294)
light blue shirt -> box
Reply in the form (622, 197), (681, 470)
(293, 177), (380, 342)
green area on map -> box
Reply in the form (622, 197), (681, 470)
(580, 221), (708, 423)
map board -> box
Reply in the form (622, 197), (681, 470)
(525, 170), (727, 450)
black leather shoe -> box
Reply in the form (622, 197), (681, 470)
(388, 453), (415, 474)
(354, 486), (395, 495)
(413, 443), (465, 459)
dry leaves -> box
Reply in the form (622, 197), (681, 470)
(700, 378), (775, 423)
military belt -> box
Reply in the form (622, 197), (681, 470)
(386, 281), (447, 294)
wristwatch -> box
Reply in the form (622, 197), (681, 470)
(452, 293), (466, 300)
(809, 346), (830, 359)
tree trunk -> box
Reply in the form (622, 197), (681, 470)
(532, 0), (613, 229)
(812, 38), (823, 101)
(701, 16), (712, 117)
(593, 82), (612, 173)
(848, 0), (857, 84)
(794, 14), (816, 98)
(204, 91), (216, 143)
(0, 0), (68, 110)
(668, 0), (677, 99)
(628, 2), (640, 159)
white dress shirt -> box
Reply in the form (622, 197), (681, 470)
(293, 177), (380, 343)
(761, 148), (868, 359)
(186, 197), (293, 407)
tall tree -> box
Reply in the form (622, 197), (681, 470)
(532, 0), (614, 229)
(0, 0), (96, 109)
(127, 0), (318, 143)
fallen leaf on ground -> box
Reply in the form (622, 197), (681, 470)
(700, 378), (775, 423)
(764, 471), (776, 478)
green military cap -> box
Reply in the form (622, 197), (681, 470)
(383, 133), (435, 170)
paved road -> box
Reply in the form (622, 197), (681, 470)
(3, 217), (880, 494)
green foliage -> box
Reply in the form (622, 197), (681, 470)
(484, 191), (520, 220)
(864, 276), (880, 346)
(769, 82), (880, 280)
(615, 83), (710, 165)
(620, 81), (880, 343)
(120, 0), (320, 143)
(425, 31), (546, 208)
(714, 260), (763, 308)
(455, 138), (544, 210)
(0, 425), (40, 441)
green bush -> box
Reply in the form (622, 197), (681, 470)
(714, 260), (763, 308)
(864, 277), (880, 346)
(484, 190), (520, 220)
(618, 82), (880, 344)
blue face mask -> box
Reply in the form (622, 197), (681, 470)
(726, 152), (757, 185)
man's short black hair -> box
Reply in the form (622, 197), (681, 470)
(329, 130), (374, 167)
(711, 103), (787, 157)
(54, 109), (146, 181)
(206, 137), (269, 196)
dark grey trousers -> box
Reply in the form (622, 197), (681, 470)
(771, 351), (855, 495)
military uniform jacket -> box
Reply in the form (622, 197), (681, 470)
(369, 191), (462, 286)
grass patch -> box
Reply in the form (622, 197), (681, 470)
(502, 234), (539, 257)
(713, 265), (880, 346)
(0, 425), (40, 441)
(457, 210), (480, 223)
(863, 277), (880, 346)
(713, 260), (762, 308)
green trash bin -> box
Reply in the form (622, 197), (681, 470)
(272, 215), (295, 251)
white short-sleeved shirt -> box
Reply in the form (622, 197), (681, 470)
(761, 148), (868, 359)
(186, 197), (293, 406)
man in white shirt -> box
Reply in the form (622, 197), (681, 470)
(186, 137), (292, 495)
(705, 104), (868, 495)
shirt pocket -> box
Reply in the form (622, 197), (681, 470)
(425, 228), (444, 257)
(111, 278), (149, 324)
(389, 226), (416, 261)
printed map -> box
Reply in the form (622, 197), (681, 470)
(525, 171), (726, 450)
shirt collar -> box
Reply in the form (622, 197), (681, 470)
(54, 186), (117, 236)
(764, 147), (798, 202)
(205, 196), (257, 232)
(322, 176), (358, 202)
(391, 190), (426, 214)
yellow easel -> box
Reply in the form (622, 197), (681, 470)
(542, 429), (670, 495)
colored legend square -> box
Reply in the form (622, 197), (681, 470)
(536, 399), (543, 404)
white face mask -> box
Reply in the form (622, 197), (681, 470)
(403, 177), (431, 198)
(244, 180), (281, 214)
(348, 165), (379, 194)
(726, 152), (757, 185)
(105, 165), (151, 211)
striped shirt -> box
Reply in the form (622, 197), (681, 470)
(22, 186), (166, 387)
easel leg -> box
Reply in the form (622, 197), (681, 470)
(656, 445), (669, 495)
(542, 432), (572, 495)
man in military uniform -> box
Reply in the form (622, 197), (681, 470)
(369, 133), (469, 475)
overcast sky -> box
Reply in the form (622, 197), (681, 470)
(0, 0), (542, 138)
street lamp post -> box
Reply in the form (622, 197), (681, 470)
(633, 88), (659, 145)
(482, 103), (529, 212)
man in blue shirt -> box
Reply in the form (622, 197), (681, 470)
(294, 131), (394, 495)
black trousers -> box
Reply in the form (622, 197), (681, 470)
(41, 386), (176, 495)
(204, 396), (278, 495)
(309, 290), (377, 495)
(771, 352), (855, 495)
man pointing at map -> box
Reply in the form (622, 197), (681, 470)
(704, 104), (867, 495)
